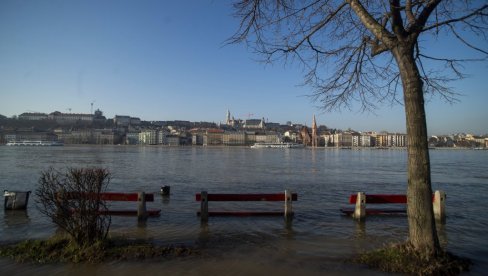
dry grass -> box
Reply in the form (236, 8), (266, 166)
(354, 243), (471, 275)
(0, 236), (197, 264)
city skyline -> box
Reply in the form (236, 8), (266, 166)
(1, 1), (487, 135)
(5, 108), (487, 137)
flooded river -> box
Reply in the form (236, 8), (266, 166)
(1, 145), (487, 275)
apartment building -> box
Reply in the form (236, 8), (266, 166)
(139, 130), (158, 145)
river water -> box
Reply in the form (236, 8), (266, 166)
(0, 145), (487, 275)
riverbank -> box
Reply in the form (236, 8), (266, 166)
(0, 236), (197, 264)
(0, 236), (472, 275)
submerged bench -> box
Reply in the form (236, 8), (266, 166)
(340, 190), (446, 222)
(59, 191), (161, 220)
(196, 190), (297, 222)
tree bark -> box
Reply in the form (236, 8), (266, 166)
(392, 44), (440, 256)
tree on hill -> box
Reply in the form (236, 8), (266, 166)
(231, 0), (487, 262)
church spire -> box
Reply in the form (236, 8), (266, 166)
(312, 115), (318, 148)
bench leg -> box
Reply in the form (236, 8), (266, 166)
(55, 189), (68, 220)
(284, 190), (293, 220)
(137, 192), (147, 221)
(433, 190), (446, 223)
(200, 191), (208, 222)
(353, 192), (366, 220)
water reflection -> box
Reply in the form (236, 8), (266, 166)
(161, 196), (170, 205)
(436, 221), (448, 248)
(354, 220), (367, 239)
(197, 222), (211, 248)
(3, 209), (31, 226)
(283, 217), (295, 240)
(137, 219), (147, 228)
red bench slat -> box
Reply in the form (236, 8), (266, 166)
(65, 192), (154, 202)
(348, 194), (407, 204)
(197, 211), (288, 217)
(100, 192), (154, 202)
(340, 208), (406, 215)
(99, 209), (161, 217)
(195, 193), (298, 202)
(348, 194), (435, 204)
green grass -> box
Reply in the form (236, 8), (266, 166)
(354, 243), (471, 275)
(0, 236), (197, 264)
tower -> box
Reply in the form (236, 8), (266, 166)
(312, 115), (318, 148)
(226, 109), (231, 125)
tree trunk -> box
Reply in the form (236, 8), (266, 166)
(392, 45), (440, 256)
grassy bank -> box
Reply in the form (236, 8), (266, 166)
(354, 243), (471, 275)
(0, 236), (198, 264)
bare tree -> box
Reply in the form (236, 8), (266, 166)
(36, 167), (111, 246)
(231, 0), (487, 258)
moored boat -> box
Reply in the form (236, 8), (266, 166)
(6, 141), (64, 146)
(250, 142), (304, 149)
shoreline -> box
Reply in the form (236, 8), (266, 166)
(1, 142), (484, 150)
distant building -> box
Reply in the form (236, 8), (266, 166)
(203, 129), (224, 146)
(3, 131), (56, 142)
(189, 128), (207, 145)
(4, 133), (17, 142)
(376, 132), (389, 147)
(49, 111), (93, 124)
(139, 130), (158, 145)
(255, 132), (280, 144)
(166, 135), (181, 146)
(352, 132), (361, 147)
(243, 118), (265, 129)
(158, 129), (168, 145)
(328, 132), (353, 147)
(360, 134), (374, 147)
(130, 117), (141, 126)
(98, 130), (115, 144)
(60, 129), (115, 144)
(300, 126), (311, 146)
(126, 132), (140, 145)
(283, 130), (299, 143)
(321, 133), (331, 147)
(18, 112), (48, 120)
(114, 115), (141, 128)
(225, 110), (272, 130)
(223, 131), (246, 146)
(388, 133), (407, 147)
(114, 115), (131, 127)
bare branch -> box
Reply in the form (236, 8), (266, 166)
(390, 0), (407, 39)
(421, 4), (488, 33)
(230, 0), (487, 111)
(346, 0), (396, 47)
(405, 0), (417, 26)
(282, 3), (348, 53)
(414, 0), (442, 33)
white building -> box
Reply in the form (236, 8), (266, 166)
(139, 130), (158, 145)
(360, 134), (373, 147)
(389, 133), (407, 147)
(352, 133), (360, 147)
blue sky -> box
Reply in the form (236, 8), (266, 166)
(1, 0), (487, 135)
